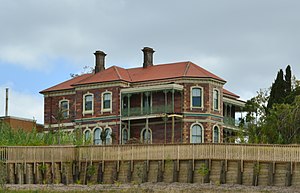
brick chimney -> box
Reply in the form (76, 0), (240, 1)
(94, 50), (106, 73)
(142, 47), (155, 68)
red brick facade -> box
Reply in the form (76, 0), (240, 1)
(41, 48), (244, 145)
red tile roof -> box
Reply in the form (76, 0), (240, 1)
(40, 73), (93, 93)
(223, 88), (240, 99)
(41, 61), (226, 93)
(75, 61), (225, 85)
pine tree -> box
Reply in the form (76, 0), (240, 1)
(267, 69), (285, 109)
(285, 65), (292, 97)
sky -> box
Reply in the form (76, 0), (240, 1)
(0, 0), (299, 124)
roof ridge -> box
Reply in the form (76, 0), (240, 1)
(183, 61), (191, 76)
(113, 66), (122, 80)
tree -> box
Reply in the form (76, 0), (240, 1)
(241, 65), (299, 144)
(263, 96), (300, 144)
(285, 65), (292, 94)
(70, 66), (94, 78)
(267, 65), (293, 109)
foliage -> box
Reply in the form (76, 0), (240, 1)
(242, 65), (300, 144)
(0, 122), (84, 146)
(267, 65), (292, 110)
(197, 163), (209, 183)
(70, 66), (94, 78)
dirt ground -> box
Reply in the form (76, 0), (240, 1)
(3, 182), (300, 193)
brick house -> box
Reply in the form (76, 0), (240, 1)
(40, 47), (245, 144)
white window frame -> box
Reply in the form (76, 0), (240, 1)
(83, 128), (92, 144)
(101, 91), (112, 113)
(190, 123), (204, 143)
(213, 125), (220, 143)
(213, 88), (220, 111)
(122, 127), (129, 144)
(104, 127), (112, 145)
(190, 86), (204, 110)
(59, 99), (69, 119)
(140, 128), (152, 144)
(92, 127), (102, 145)
(83, 92), (94, 115)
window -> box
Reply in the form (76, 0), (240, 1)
(142, 93), (151, 113)
(93, 128), (102, 145)
(83, 93), (94, 115)
(190, 124), (203, 143)
(123, 96), (128, 109)
(84, 129), (91, 143)
(191, 87), (203, 108)
(141, 128), (152, 144)
(104, 128), (112, 145)
(122, 128), (128, 144)
(213, 89), (219, 110)
(59, 100), (69, 119)
(102, 92), (112, 112)
(213, 126), (220, 143)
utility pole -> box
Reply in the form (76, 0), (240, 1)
(5, 88), (9, 117)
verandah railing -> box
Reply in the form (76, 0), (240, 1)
(1, 144), (300, 163)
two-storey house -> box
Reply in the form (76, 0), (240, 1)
(40, 47), (245, 144)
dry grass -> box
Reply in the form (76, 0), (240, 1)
(1, 183), (299, 193)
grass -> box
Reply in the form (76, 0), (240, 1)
(0, 122), (84, 146)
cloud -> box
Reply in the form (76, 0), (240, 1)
(0, 0), (299, 103)
(0, 85), (44, 123)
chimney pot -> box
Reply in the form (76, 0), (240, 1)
(94, 50), (106, 73)
(142, 47), (155, 68)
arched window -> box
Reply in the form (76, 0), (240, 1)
(59, 99), (69, 119)
(83, 93), (94, 115)
(190, 124), (203, 143)
(213, 126), (220, 143)
(93, 127), (102, 145)
(122, 128), (128, 144)
(83, 129), (91, 144)
(141, 128), (152, 144)
(213, 89), (220, 111)
(191, 87), (203, 108)
(104, 127), (112, 145)
(102, 91), (112, 112)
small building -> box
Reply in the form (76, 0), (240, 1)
(40, 47), (245, 144)
(0, 116), (44, 132)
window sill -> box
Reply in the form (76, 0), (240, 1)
(83, 111), (93, 116)
(101, 109), (112, 113)
(190, 107), (204, 110)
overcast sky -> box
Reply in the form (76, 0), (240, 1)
(0, 0), (299, 123)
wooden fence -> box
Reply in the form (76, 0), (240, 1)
(1, 143), (300, 163)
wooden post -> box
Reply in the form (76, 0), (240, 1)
(237, 160), (243, 184)
(252, 162), (259, 186)
(268, 162), (275, 186)
(220, 160), (226, 184)
(172, 160), (178, 182)
(187, 160), (194, 183)
(97, 161), (103, 183)
(127, 161), (132, 183)
(204, 160), (210, 183)
(111, 161), (118, 183)
(142, 161), (148, 183)
(73, 161), (80, 183)
(172, 116), (175, 143)
(157, 161), (163, 182)
(285, 162), (292, 186)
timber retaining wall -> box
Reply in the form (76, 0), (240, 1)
(1, 144), (300, 186)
